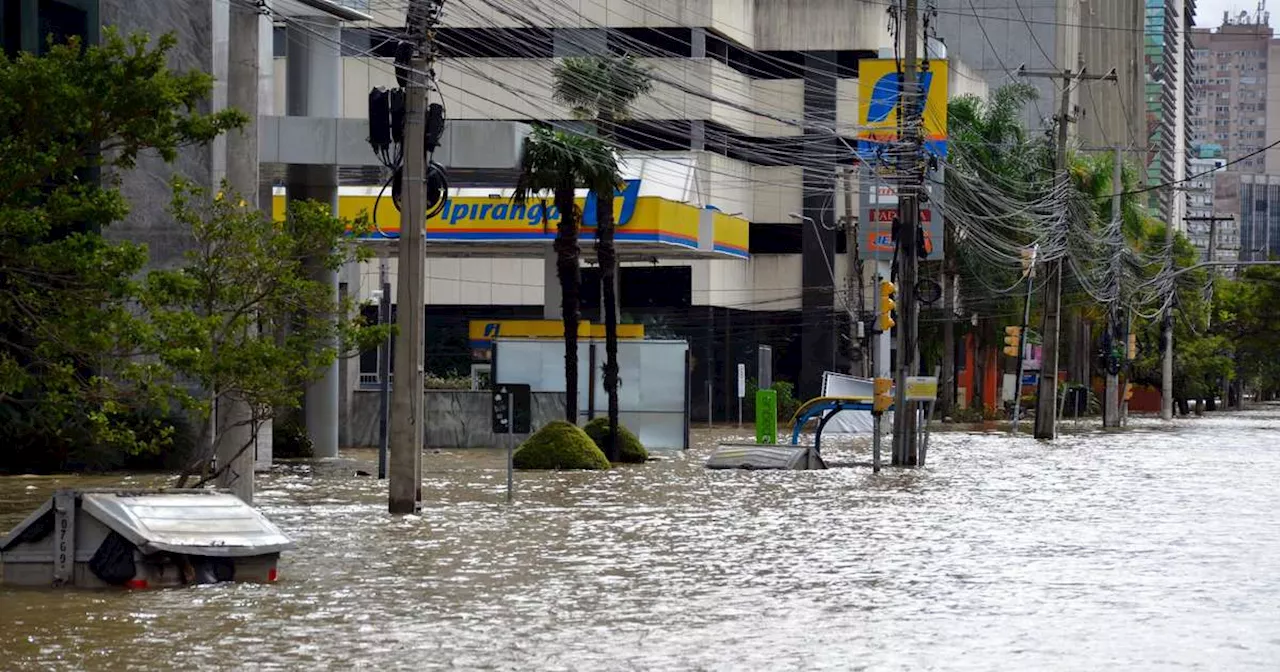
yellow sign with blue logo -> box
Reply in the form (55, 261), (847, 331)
(467, 320), (645, 359)
(273, 179), (749, 259)
(856, 59), (948, 157)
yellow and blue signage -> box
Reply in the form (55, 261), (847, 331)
(273, 179), (749, 259)
(856, 59), (948, 157)
(468, 319), (645, 357)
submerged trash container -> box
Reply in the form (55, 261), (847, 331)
(0, 489), (296, 589)
(704, 443), (827, 470)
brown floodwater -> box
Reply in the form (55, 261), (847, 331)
(2, 412), (1280, 670)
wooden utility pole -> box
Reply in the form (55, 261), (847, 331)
(1018, 57), (1116, 440)
(892, 0), (922, 466)
(389, 0), (438, 514)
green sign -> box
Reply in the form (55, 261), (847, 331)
(755, 389), (777, 444)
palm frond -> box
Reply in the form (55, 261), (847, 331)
(512, 126), (621, 205)
(552, 55), (652, 121)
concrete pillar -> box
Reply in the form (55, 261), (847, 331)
(543, 246), (561, 320)
(286, 16), (341, 458)
(799, 52), (839, 398)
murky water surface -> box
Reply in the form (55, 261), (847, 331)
(3, 411), (1280, 670)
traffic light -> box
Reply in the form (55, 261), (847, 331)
(873, 377), (893, 413)
(1003, 325), (1022, 358)
(877, 280), (897, 332)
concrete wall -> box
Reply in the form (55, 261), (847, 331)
(751, 0), (887, 52)
(99, 0), (215, 268)
(935, 0), (1142, 152)
(346, 390), (567, 448)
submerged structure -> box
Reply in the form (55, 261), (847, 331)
(1, 489), (294, 589)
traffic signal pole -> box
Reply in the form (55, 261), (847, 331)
(873, 279), (897, 472)
(1009, 257), (1036, 435)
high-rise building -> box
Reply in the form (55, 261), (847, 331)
(1143, 0), (1196, 231)
(1189, 9), (1280, 261)
(1186, 156), (1238, 267)
(1189, 12), (1277, 173)
(934, 0), (1147, 154)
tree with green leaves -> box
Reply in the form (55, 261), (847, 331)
(943, 83), (1046, 414)
(551, 55), (652, 460)
(1127, 224), (1230, 414)
(513, 126), (618, 422)
(1213, 265), (1280, 402)
(142, 181), (387, 493)
(0, 31), (244, 471)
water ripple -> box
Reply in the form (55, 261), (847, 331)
(3, 410), (1280, 670)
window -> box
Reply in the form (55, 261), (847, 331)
(1, 0), (97, 55)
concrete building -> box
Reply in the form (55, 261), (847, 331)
(934, 0), (1147, 152)
(1185, 156), (1237, 265)
(1189, 10), (1280, 260)
(1144, 0), (1195, 230)
(1189, 11), (1279, 173)
(261, 0), (989, 419)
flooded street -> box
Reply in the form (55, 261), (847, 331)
(3, 410), (1280, 670)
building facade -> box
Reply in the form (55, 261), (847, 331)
(262, 0), (994, 417)
(934, 0), (1146, 153)
(1190, 10), (1280, 261)
(1185, 156), (1238, 265)
(1143, 0), (1196, 231)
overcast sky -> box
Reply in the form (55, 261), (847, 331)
(1196, 0), (1272, 28)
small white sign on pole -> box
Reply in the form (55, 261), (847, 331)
(736, 363), (746, 429)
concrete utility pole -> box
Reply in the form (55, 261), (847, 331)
(217, 0), (263, 503)
(843, 168), (865, 377)
(389, 0), (437, 514)
(1104, 148), (1123, 429)
(1019, 57), (1116, 440)
(892, 0), (922, 466)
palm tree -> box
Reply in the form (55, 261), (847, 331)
(944, 83), (1043, 414)
(513, 126), (619, 422)
(552, 55), (652, 461)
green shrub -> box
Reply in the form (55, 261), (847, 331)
(745, 378), (802, 423)
(582, 417), (648, 464)
(273, 420), (314, 459)
(513, 420), (610, 470)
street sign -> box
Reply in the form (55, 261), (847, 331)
(1021, 373), (1039, 387)
(737, 364), (746, 398)
(904, 376), (939, 401)
(491, 383), (531, 434)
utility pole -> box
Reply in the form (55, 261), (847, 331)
(217, 0), (263, 503)
(1018, 57), (1117, 440)
(843, 168), (865, 377)
(1010, 246), (1037, 435)
(1186, 213), (1233, 410)
(377, 260), (391, 480)
(892, 0), (922, 466)
(389, 0), (438, 514)
(1104, 148), (1123, 428)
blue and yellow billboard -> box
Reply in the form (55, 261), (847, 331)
(273, 179), (749, 259)
(856, 59), (948, 157)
